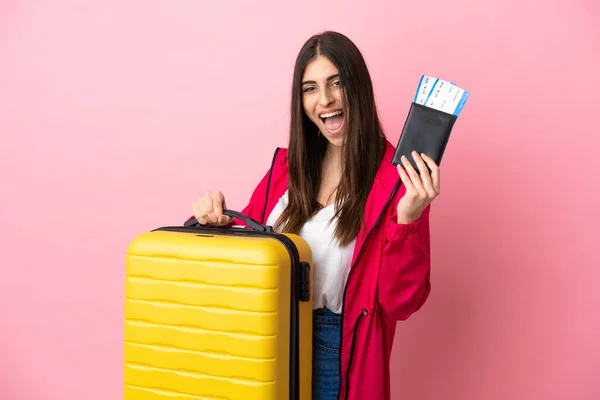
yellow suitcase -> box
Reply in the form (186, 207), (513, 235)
(124, 210), (313, 400)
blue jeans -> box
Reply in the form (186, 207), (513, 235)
(312, 307), (341, 400)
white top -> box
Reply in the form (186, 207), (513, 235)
(266, 190), (356, 314)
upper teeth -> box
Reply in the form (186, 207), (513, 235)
(320, 110), (342, 118)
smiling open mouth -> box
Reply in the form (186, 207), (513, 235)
(320, 110), (344, 132)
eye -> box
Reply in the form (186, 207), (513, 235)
(303, 86), (316, 93)
(332, 80), (341, 87)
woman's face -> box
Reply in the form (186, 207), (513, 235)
(301, 55), (345, 147)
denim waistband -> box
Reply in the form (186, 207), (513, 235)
(313, 307), (342, 325)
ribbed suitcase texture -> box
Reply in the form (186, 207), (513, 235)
(124, 221), (313, 400)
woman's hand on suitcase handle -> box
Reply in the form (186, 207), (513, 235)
(192, 191), (233, 226)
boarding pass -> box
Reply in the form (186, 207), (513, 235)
(413, 75), (469, 116)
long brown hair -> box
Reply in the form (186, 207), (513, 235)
(274, 31), (387, 246)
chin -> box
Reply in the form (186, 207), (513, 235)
(323, 134), (344, 148)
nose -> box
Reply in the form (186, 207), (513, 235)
(318, 87), (334, 107)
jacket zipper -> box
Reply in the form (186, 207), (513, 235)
(337, 179), (402, 400)
(343, 308), (368, 400)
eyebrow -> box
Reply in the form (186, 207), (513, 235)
(301, 74), (340, 85)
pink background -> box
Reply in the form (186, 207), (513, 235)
(1, 0), (599, 399)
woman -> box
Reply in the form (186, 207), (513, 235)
(191, 31), (438, 400)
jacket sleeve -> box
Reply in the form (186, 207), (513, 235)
(377, 202), (432, 322)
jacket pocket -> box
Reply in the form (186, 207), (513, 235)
(313, 340), (340, 355)
(313, 317), (342, 355)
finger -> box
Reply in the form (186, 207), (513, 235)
(421, 153), (440, 194)
(200, 210), (212, 224)
(401, 155), (424, 194)
(193, 201), (207, 225)
(192, 201), (202, 222)
(206, 208), (218, 224)
(412, 151), (435, 196)
(218, 216), (232, 224)
(397, 164), (415, 192)
(214, 194), (232, 224)
(213, 194), (224, 221)
(219, 197), (232, 224)
(199, 194), (215, 224)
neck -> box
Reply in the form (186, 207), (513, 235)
(317, 143), (343, 207)
(324, 143), (342, 170)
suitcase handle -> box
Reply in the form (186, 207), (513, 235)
(184, 209), (273, 233)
